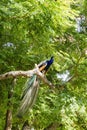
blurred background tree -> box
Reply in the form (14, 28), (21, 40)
(0, 0), (87, 129)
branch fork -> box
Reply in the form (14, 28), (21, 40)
(0, 64), (55, 89)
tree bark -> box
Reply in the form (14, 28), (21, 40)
(0, 65), (55, 89)
(4, 79), (16, 130)
(4, 110), (12, 130)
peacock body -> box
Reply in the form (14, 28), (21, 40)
(17, 57), (54, 117)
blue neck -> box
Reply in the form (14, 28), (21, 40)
(45, 57), (54, 70)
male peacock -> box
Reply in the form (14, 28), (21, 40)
(17, 57), (54, 117)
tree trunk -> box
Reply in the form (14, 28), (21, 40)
(4, 79), (16, 130)
(4, 110), (12, 130)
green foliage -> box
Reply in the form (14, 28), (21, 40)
(0, 0), (87, 129)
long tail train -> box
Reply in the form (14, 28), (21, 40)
(17, 75), (39, 117)
(17, 57), (54, 117)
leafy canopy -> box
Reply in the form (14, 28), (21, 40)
(0, 0), (87, 129)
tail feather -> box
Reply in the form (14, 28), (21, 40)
(21, 75), (36, 99)
(17, 57), (54, 117)
(17, 75), (39, 117)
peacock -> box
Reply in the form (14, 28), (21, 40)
(17, 57), (54, 117)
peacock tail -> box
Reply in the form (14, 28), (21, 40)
(17, 74), (39, 117)
(17, 57), (54, 117)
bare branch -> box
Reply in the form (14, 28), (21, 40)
(0, 65), (55, 89)
(35, 64), (55, 89)
(0, 69), (36, 80)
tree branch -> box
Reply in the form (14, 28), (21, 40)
(0, 69), (36, 80)
(35, 64), (55, 89)
(0, 65), (55, 89)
